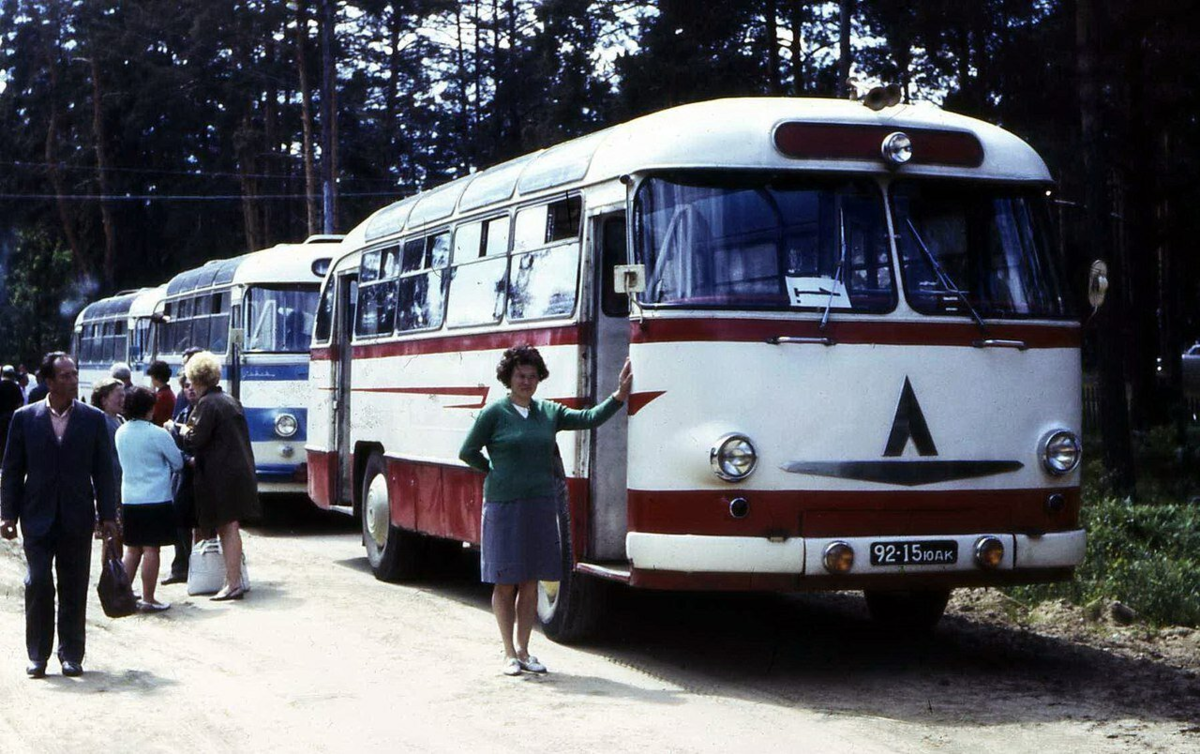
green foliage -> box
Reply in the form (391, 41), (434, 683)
(1007, 494), (1200, 627)
(0, 229), (84, 366)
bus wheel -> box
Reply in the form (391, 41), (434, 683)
(361, 453), (420, 582)
(537, 496), (605, 644)
(864, 588), (952, 633)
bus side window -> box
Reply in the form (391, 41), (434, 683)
(508, 196), (582, 322)
(601, 215), (630, 317)
(314, 280), (334, 343)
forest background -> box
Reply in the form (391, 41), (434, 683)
(1, 0), (1199, 498)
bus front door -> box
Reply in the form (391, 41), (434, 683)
(589, 212), (631, 562)
(334, 274), (358, 504)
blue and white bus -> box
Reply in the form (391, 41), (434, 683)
(155, 235), (343, 493)
(72, 284), (167, 394)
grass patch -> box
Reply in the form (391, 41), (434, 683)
(1006, 490), (1200, 627)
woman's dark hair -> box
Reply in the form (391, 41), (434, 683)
(146, 360), (172, 382)
(496, 345), (549, 387)
(124, 386), (157, 420)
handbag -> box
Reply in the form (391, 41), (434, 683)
(97, 535), (137, 618)
(187, 538), (251, 596)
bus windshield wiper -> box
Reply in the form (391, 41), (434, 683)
(904, 218), (988, 335)
(819, 203), (849, 331)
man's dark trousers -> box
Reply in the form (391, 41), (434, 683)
(24, 525), (93, 663)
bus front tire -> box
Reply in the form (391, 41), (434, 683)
(864, 588), (952, 633)
(361, 453), (420, 582)
(536, 492), (605, 644)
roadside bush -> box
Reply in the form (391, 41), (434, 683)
(1006, 495), (1200, 627)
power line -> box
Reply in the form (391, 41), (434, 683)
(0, 191), (404, 201)
(0, 158), (404, 185)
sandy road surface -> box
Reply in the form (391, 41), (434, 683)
(1, 501), (1197, 754)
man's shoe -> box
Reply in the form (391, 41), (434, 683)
(26, 661), (47, 678)
(61, 660), (83, 677)
(161, 574), (187, 585)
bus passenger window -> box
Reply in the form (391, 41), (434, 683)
(381, 246), (400, 279)
(355, 280), (397, 337)
(427, 232), (451, 268)
(547, 196), (582, 242)
(401, 238), (425, 273)
(454, 222), (483, 261)
(314, 282), (334, 343)
(508, 243), (581, 321)
(483, 216), (510, 256)
(360, 249), (383, 283)
(513, 205), (548, 253)
(445, 257), (507, 328)
(396, 273), (447, 333)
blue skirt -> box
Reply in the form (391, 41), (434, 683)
(480, 495), (563, 584)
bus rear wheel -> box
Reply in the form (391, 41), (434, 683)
(536, 492), (605, 644)
(864, 588), (952, 633)
(361, 452), (420, 582)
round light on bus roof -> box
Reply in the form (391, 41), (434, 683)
(275, 413), (299, 439)
(710, 433), (758, 482)
(881, 131), (913, 165)
(1039, 429), (1080, 475)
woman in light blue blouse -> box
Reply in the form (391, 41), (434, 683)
(115, 386), (184, 611)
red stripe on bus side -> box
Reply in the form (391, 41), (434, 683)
(346, 324), (583, 360)
(630, 318), (1080, 349)
(306, 449), (337, 510)
(627, 487), (1080, 538)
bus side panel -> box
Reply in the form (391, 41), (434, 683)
(307, 448), (336, 509)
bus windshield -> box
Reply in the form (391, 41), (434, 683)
(634, 173), (895, 312)
(245, 285), (320, 352)
(890, 180), (1074, 319)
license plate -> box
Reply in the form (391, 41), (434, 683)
(869, 540), (958, 566)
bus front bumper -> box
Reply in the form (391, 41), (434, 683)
(625, 529), (1086, 576)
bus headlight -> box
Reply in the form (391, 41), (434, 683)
(1039, 429), (1080, 475)
(274, 413), (299, 439)
(710, 433), (757, 482)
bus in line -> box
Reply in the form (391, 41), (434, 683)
(306, 96), (1086, 638)
(156, 235), (343, 493)
(73, 284), (167, 394)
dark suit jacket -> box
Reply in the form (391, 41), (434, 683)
(0, 399), (118, 538)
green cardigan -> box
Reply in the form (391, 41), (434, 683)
(458, 395), (624, 502)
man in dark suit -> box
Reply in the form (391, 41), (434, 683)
(1, 352), (118, 678)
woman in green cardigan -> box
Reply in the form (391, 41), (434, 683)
(460, 345), (632, 676)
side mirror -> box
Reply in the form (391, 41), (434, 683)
(1087, 260), (1109, 311)
(614, 264), (646, 295)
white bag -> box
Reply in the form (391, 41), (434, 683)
(186, 538), (251, 596)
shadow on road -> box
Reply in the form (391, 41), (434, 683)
(242, 504), (1200, 732)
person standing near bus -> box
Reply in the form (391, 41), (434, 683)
(0, 365), (24, 455)
(459, 345), (632, 676)
(181, 351), (259, 601)
(146, 361), (175, 427)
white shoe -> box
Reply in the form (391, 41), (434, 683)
(502, 656), (522, 676)
(518, 655), (547, 674)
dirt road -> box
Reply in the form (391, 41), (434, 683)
(1, 500), (1197, 753)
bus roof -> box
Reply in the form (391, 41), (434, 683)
(129, 284), (168, 319)
(339, 96), (1052, 252)
(75, 289), (143, 326)
(162, 235), (343, 299)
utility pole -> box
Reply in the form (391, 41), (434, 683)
(319, 0), (336, 234)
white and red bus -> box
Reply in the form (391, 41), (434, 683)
(306, 96), (1085, 638)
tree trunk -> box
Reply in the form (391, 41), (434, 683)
(765, 0), (780, 95)
(295, 0), (319, 236)
(789, 0), (804, 94)
(837, 0), (854, 98)
(43, 67), (86, 276)
(88, 53), (118, 289)
(237, 113), (263, 252)
(1077, 0), (1136, 494)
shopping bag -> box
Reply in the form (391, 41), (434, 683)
(187, 538), (251, 596)
(97, 535), (137, 618)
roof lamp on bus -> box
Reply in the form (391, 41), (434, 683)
(773, 122), (984, 167)
(516, 130), (606, 194)
(459, 153), (536, 211)
(311, 257), (332, 277)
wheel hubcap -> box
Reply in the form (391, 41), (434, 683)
(365, 476), (389, 549)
